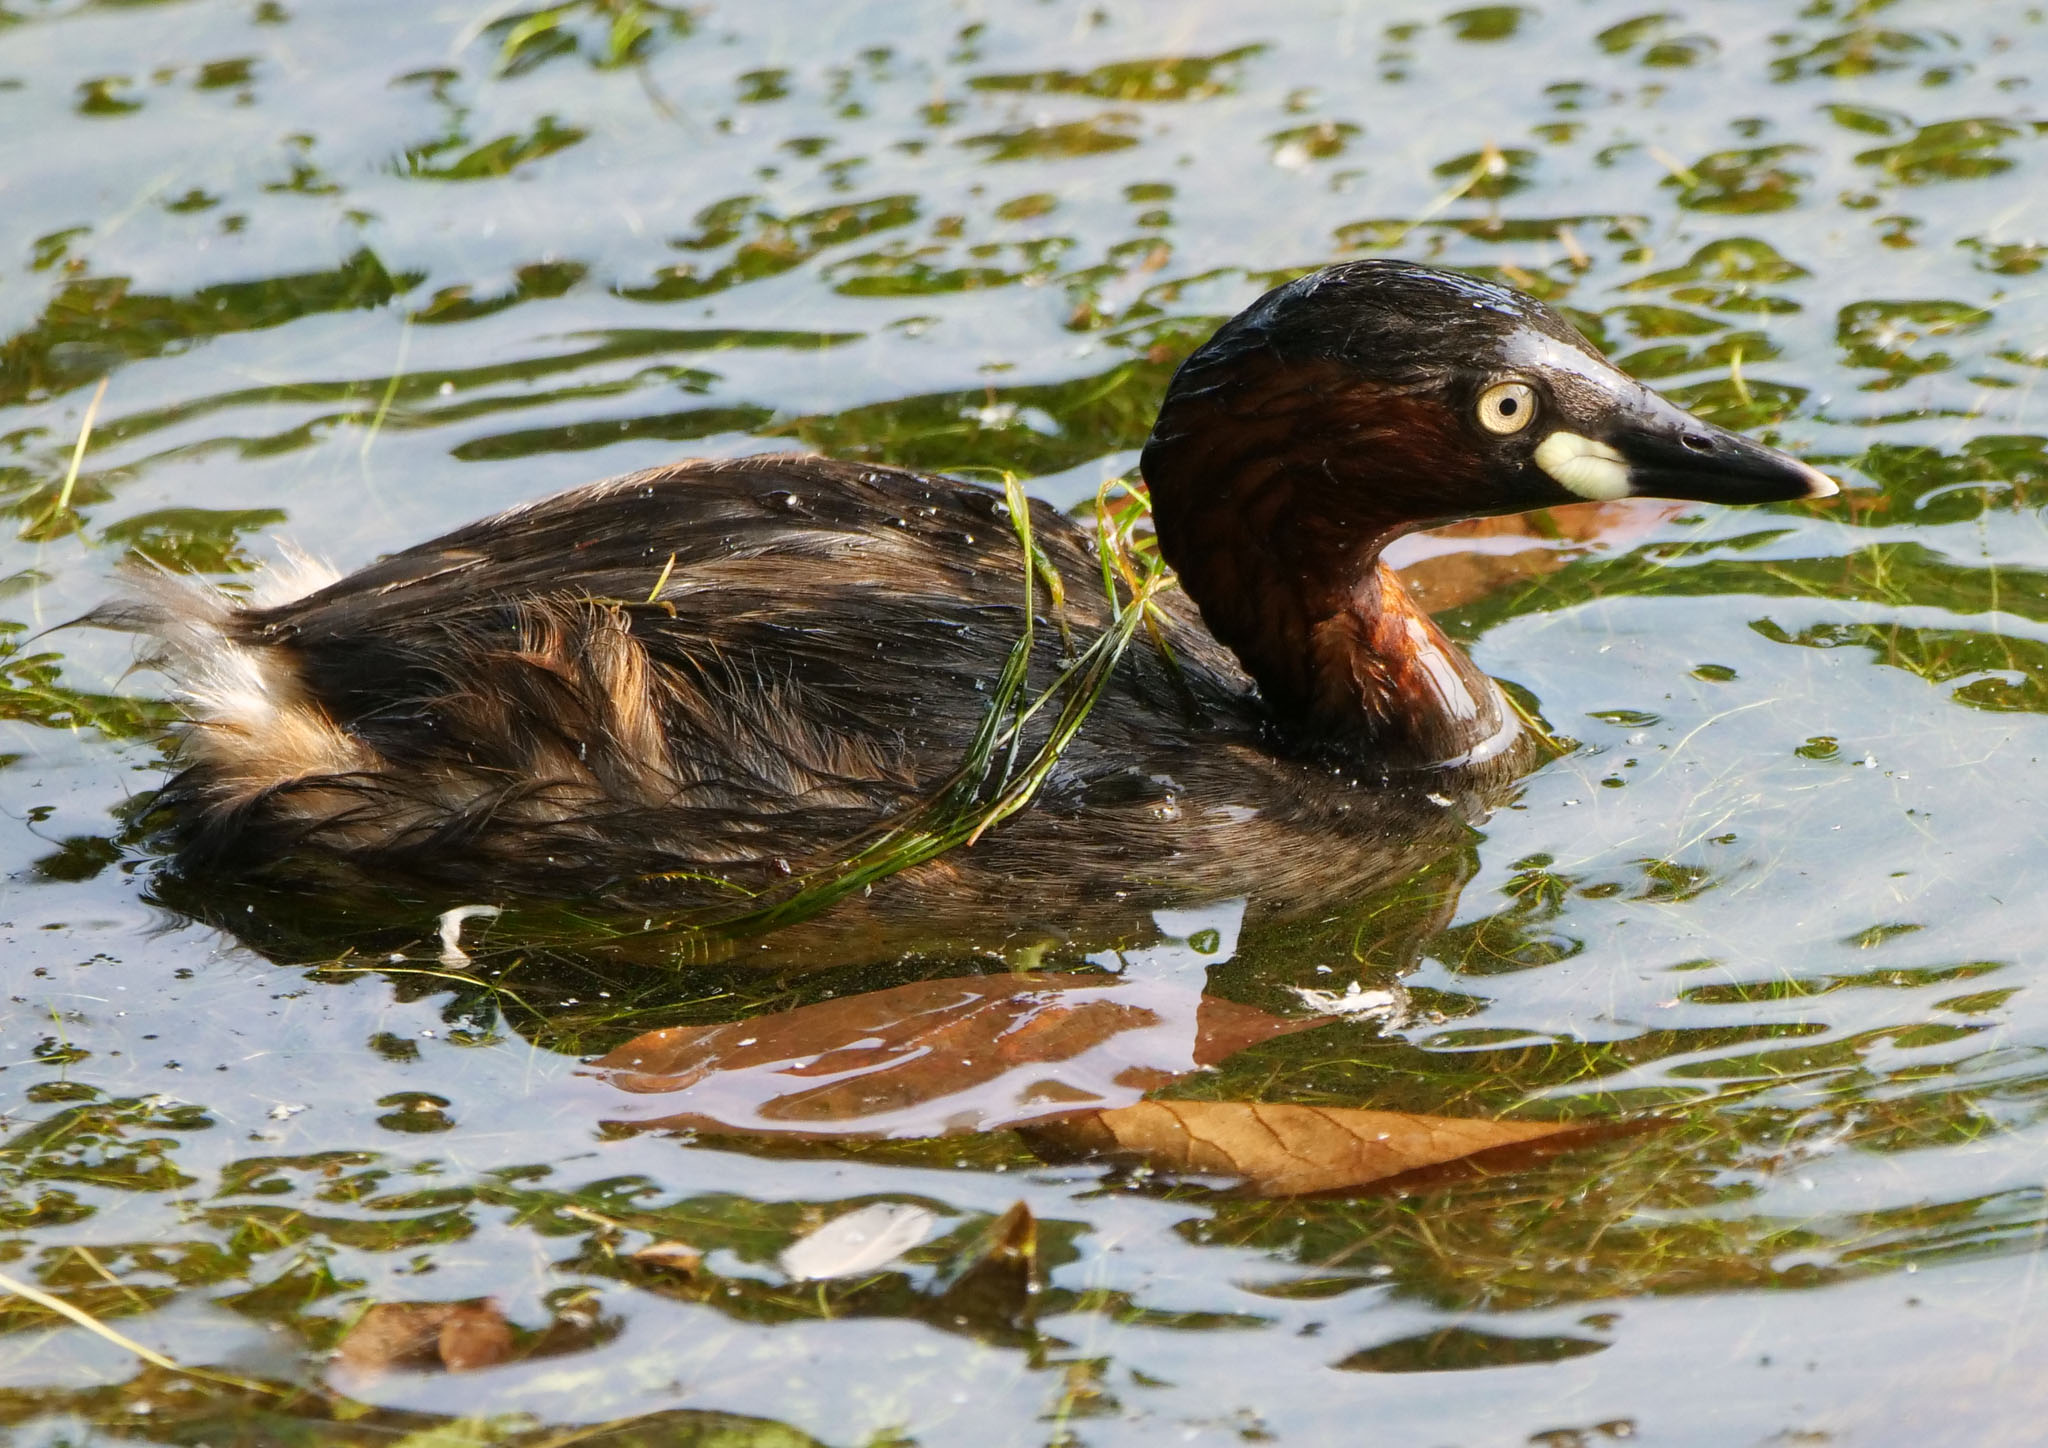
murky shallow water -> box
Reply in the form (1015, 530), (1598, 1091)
(5, 0), (2048, 1442)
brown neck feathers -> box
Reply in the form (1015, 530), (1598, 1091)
(1142, 364), (1513, 771)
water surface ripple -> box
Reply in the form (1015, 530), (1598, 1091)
(4, 1), (2048, 1444)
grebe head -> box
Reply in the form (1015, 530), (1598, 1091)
(1144, 258), (1834, 529)
(1139, 258), (1837, 756)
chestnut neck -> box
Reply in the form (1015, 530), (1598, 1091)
(1142, 368), (1514, 773)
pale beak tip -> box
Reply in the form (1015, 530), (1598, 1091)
(1799, 463), (1840, 500)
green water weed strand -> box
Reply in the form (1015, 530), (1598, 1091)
(0, 1266), (285, 1398)
(623, 475), (1168, 946)
(21, 376), (109, 542)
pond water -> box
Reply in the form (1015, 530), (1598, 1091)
(5, 0), (2048, 1443)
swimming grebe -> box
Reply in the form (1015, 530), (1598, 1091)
(124, 260), (1833, 916)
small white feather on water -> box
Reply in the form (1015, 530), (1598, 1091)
(778, 1203), (938, 1281)
(1287, 982), (1401, 1019)
(437, 905), (503, 965)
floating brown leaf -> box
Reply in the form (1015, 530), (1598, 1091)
(436, 1303), (516, 1371)
(591, 973), (1321, 1139)
(1023, 1101), (1596, 1197)
(932, 1200), (1038, 1333)
(334, 1300), (514, 1377)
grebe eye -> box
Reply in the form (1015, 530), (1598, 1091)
(1476, 380), (1539, 436)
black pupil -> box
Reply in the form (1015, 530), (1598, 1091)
(1499, 396), (1518, 415)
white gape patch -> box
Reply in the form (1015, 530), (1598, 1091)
(1534, 431), (1631, 501)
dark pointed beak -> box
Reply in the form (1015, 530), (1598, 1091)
(1608, 392), (1837, 505)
